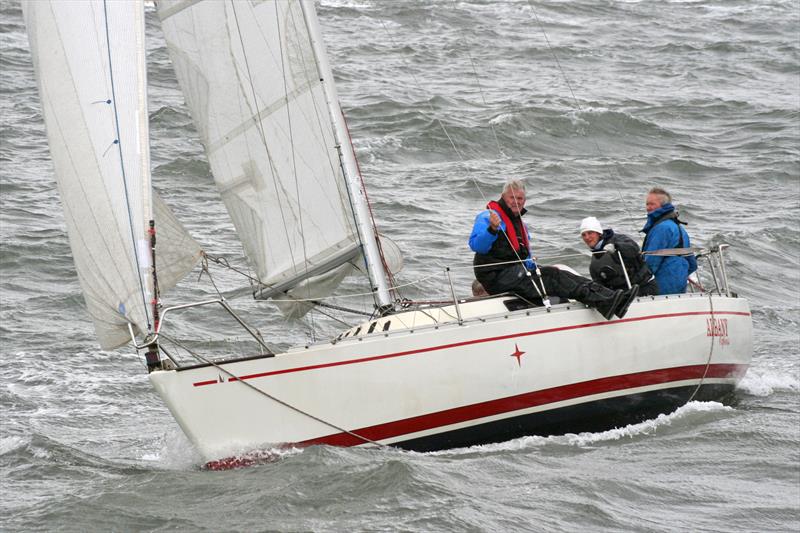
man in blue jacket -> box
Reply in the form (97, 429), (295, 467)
(469, 180), (638, 320)
(641, 187), (698, 294)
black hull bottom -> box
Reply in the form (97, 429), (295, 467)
(394, 383), (738, 452)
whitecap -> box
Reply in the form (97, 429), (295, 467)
(139, 427), (203, 470)
(555, 401), (733, 446)
(737, 369), (800, 397)
(0, 435), (29, 456)
(433, 401), (732, 455)
(489, 112), (516, 125)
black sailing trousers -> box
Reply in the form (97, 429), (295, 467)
(478, 265), (619, 307)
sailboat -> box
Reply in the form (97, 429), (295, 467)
(23, 0), (752, 467)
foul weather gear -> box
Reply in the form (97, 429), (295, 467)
(641, 203), (697, 294)
(590, 228), (659, 296)
(469, 199), (638, 319)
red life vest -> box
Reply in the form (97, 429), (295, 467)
(487, 200), (529, 252)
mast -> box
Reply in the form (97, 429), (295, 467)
(299, 0), (393, 311)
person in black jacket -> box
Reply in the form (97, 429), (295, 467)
(579, 216), (659, 296)
(468, 180), (638, 320)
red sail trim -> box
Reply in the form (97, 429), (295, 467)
(487, 200), (529, 251)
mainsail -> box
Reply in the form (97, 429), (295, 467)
(158, 0), (365, 309)
(24, 0), (201, 349)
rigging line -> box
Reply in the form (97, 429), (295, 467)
(156, 332), (196, 362)
(102, 0), (151, 330)
(286, 6), (345, 194)
(314, 105), (373, 302)
(377, 19), (469, 164)
(228, 1), (298, 271)
(208, 247), (570, 304)
(687, 291), (716, 403)
(184, 345), (387, 447)
(268, 270), (444, 301)
(198, 254), (225, 298)
(526, 0), (636, 229)
(375, 19), (545, 301)
(204, 251), (384, 304)
(449, 0), (504, 159)
(287, 15), (370, 306)
(338, 115), (401, 296)
(312, 300), (373, 317)
(202, 252), (371, 314)
(295, 4), (394, 308)
(291, 6), (385, 312)
(272, 1), (316, 336)
(184, 262), (275, 355)
(235, 4), (325, 180)
(203, 253), (262, 285)
(307, 303), (352, 327)
(206, 247), (557, 305)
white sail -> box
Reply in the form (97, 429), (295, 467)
(24, 0), (200, 349)
(158, 0), (362, 306)
(153, 192), (203, 297)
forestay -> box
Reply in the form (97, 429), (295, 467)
(158, 0), (363, 310)
(23, 0), (200, 349)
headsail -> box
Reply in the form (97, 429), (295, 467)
(153, 192), (203, 297)
(158, 0), (365, 310)
(24, 0), (200, 349)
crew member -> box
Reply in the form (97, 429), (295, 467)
(469, 180), (638, 320)
(579, 216), (659, 296)
(641, 187), (697, 294)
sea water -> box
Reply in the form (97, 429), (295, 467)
(1, 1), (798, 531)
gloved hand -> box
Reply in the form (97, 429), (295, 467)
(524, 258), (537, 270)
(605, 243), (616, 253)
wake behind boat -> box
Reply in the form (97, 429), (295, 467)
(23, 0), (752, 466)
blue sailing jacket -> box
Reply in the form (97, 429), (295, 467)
(469, 209), (536, 270)
(641, 203), (697, 294)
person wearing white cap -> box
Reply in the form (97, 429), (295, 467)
(579, 216), (659, 296)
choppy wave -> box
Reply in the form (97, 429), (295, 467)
(738, 370), (800, 397)
(1, 0), (798, 530)
(434, 401), (735, 457)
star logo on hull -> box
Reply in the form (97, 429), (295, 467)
(510, 343), (526, 366)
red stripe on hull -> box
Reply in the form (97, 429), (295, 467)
(193, 310), (751, 387)
(301, 363), (748, 447)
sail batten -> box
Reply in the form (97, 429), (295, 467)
(205, 80), (316, 155)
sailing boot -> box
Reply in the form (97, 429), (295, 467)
(614, 285), (640, 319)
(595, 289), (624, 320)
(575, 282), (624, 321)
(544, 268), (624, 321)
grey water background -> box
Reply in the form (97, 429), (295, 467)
(1, 0), (799, 530)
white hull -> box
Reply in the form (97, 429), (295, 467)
(149, 293), (752, 463)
